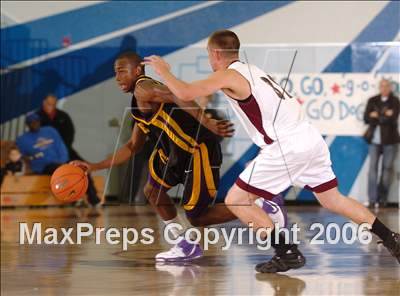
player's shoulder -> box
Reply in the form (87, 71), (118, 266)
(225, 62), (263, 77)
(134, 76), (163, 102)
(213, 68), (244, 82)
(134, 76), (151, 86)
(135, 76), (162, 91)
(136, 75), (160, 86)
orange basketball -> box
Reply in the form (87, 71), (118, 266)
(50, 164), (88, 202)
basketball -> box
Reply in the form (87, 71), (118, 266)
(50, 164), (88, 202)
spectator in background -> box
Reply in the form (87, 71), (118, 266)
(5, 147), (25, 176)
(38, 94), (77, 159)
(16, 112), (68, 174)
(363, 79), (400, 208)
(0, 147), (25, 186)
(37, 94), (101, 206)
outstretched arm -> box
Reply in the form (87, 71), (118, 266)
(142, 55), (248, 101)
(71, 123), (147, 172)
(155, 71), (228, 101)
(175, 99), (235, 138)
(135, 79), (234, 137)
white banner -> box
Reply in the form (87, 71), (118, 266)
(269, 73), (399, 135)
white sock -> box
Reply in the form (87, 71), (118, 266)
(163, 215), (191, 242)
(254, 197), (265, 208)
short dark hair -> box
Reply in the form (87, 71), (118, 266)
(208, 30), (240, 57)
(8, 146), (19, 154)
(45, 93), (57, 100)
(116, 51), (144, 73)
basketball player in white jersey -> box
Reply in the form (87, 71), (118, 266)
(144, 30), (400, 273)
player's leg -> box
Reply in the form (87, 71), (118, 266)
(185, 143), (237, 226)
(145, 149), (178, 220)
(148, 149), (203, 262)
(225, 183), (274, 229)
(185, 142), (286, 227)
(314, 187), (400, 263)
(223, 151), (305, 273)
(302, 131), (400, 263)
(144, 149), (198, 261)
(186, 203), (235, 226)
(156, 148), (208, 262)
(185, 142), (287, 227)
(186, 194), (285, 227)
(315, 186), (375, 225)
(143, 180), (176, 221)
(156, 144), (234, 261)
(225, 183), (305, 273)
(144, 177), (201, 262)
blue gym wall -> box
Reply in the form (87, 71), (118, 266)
(1, 1), (399, 202)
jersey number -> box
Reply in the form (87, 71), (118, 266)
(260, 75), (292, 99)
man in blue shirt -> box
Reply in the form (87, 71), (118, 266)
(16, 112), (69, 174)
(17, 112), (101, 207)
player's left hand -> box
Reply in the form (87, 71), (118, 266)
(142, 55), (171, 76)
(208, 119), (235, 138)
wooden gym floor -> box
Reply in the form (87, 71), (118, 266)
(1, 205), (399, 295)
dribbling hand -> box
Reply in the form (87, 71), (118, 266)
(69, 160), (91, 174)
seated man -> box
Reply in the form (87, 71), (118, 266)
(16, 112), (100, 206)
(16, 112), (69, 174)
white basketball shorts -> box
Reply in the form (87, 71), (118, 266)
(235, 122), (338, 199)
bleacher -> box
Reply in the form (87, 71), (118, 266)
(0, 141), (104, 206)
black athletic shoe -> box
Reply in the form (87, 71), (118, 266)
(255, 245), (306, 273)
(382, 232), (400, 264)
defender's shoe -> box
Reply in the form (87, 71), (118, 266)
(382, 232), (400, 264)
(255, 245), (306, 273)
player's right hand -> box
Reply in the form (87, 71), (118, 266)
(69, 160), (92, 174)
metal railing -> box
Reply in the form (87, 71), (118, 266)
(1, 39), (89, 141)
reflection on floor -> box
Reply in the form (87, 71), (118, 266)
(1, 206), (399, 295)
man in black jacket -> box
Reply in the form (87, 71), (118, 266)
(363, 79), (399, 208)
(38, 94), (77, 159)
(37, 94), (101, 206)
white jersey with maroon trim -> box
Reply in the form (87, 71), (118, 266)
(226, 61), (305, 148)
(225, 61), (338, 198)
